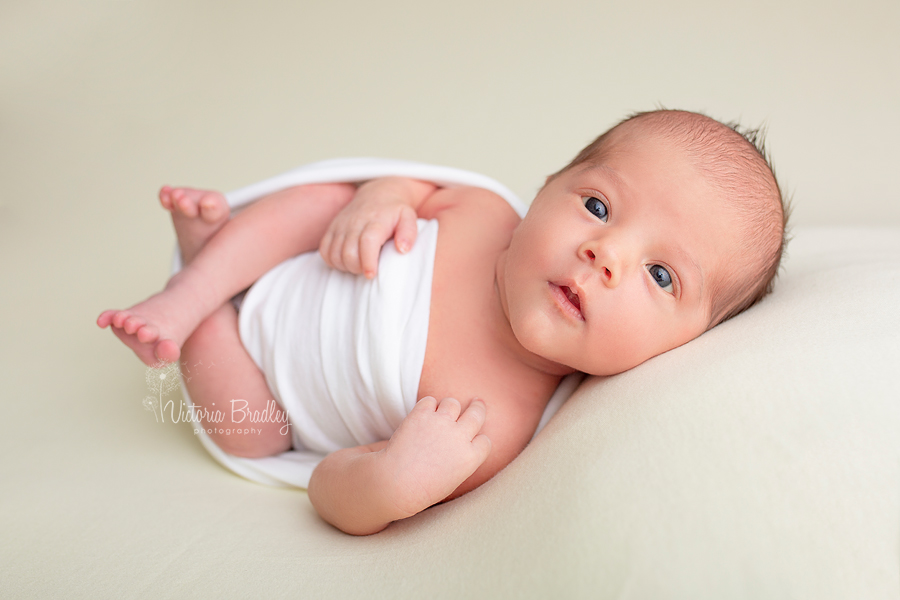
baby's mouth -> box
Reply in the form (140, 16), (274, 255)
(551, 282), (584, 320)
(562, 286), (581, 311)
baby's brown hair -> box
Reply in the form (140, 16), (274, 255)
(554, 109), (790, 329)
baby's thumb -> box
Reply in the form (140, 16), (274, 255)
(394, 206), (418, 254)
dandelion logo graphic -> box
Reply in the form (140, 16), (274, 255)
(144, 361), (180, 422)
(142, 396), (159, 421)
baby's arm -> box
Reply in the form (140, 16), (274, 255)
(308, 396), (491, 536)
(318, 177), (438, 278)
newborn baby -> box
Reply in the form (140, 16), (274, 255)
(98, 109), (788, 535)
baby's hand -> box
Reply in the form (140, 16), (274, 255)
(380, 397), (491, 518)
(319, 177), (429, 278)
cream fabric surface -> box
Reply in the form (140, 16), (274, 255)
(5, 226), (898, 598)
(5, 2), (900, 597)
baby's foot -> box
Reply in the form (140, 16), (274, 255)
(159, 186), (230, 263)
(98, 186), (229, 365)
(97, 274), (207, 366)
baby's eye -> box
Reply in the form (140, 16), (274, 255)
(647, 264), (674, 293)
(582, 196), (608, 222)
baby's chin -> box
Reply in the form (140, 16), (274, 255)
(511, 329), (580, 377)
(561, 346), (657, 378)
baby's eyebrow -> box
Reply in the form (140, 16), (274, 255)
(583, 162), (626, 194)
(671, 246), (703, 297)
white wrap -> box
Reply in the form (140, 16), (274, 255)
(178, 158), (582, 488)
(239, 218), (438, 454)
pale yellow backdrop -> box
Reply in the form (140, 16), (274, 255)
(1, 1), (898, 597)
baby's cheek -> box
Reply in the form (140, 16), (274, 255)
(628, 319), (695, 369)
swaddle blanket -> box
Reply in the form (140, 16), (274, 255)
(177, 158), (583, 488)
(239, 217), (438, 454)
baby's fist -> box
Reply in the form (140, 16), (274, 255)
(381, 397), (491, 516)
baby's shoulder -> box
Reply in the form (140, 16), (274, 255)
(420, 186), (521, 233)
(425, 186), (519, 278)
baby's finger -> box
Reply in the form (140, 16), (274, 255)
(435, 397), (462, 420)
(358, 223), (387, 279)
(393, 205), (418, 254)
(318, 230), (336, 268)
(327, 232), (348, 272)
(340, 235), (363, 275)
(458, 398), (487, 436)
(470, 433), (492, 461)
(414, 396), (438, 413)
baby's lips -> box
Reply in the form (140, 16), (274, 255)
(552, 280), (588, 321)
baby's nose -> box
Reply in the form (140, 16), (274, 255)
(580, 242), (621, 288)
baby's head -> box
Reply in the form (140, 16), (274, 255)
(556, 110), (788, 328)
(500, 109), (788, 376)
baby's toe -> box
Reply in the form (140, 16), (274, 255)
(136, 323), (160, 344)
(97, 310), (116, 328)
(198, 194), (229, 223)
(175, 194), (199, 218)
(111, 311), (131, 329)
(159, 186), (175, 210)
(155, 339), (180, 364)
(123, 315), (145, 335)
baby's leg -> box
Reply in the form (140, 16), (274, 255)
(180, 303), (291, 457)
(98, 187), (232, 364)
(98, 182), (357, 365)
(155, 187), (289, 455)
